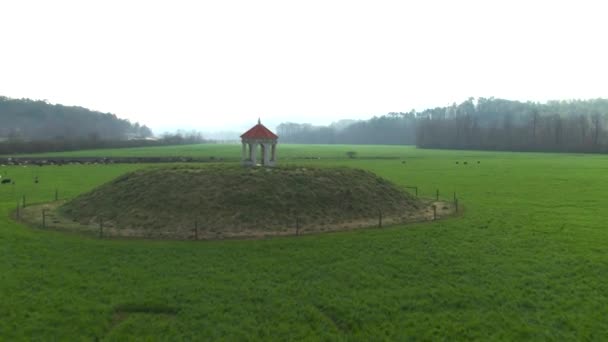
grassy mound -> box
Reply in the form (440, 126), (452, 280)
(60, 165), (421, 238)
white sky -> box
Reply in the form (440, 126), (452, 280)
(1, 0), (607, 134)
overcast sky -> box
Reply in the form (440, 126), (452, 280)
(1, 0), (607, 134)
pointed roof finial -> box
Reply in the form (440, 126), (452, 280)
(258, 117), (261, 125)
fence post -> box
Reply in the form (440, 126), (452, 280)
(436, 189), (439, 201)
(453, 192), (456, 204)
(433, 205), (437, 221)
(22, 195), (26, 208)
(405, 186), (418, 197)
(456, 199), (459, 213)
(42, 209), (47, 228)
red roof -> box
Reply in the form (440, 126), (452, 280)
(240, 120), (278, 140)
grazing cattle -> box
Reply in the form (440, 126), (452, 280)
(1, 178), (11, 184)
(463, 161), (468, 165)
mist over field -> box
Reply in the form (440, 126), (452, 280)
(2, 1), (607, 131)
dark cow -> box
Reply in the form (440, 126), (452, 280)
(1, 178), (11, 184)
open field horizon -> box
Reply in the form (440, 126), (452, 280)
(2, 144), (608, 339)
(6, 142), (605, 161)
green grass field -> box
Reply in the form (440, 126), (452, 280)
(2, 144), (608, 340)
(4, 143), (410, 160)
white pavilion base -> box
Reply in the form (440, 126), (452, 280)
(241, 139), (277, 167)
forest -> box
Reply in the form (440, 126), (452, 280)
(0, 96), (152, 141)
(416, 98), (608, 153)
(0, 97), (215, 154)
(278, 98), (608, 154)
(5, 96), (608, 154)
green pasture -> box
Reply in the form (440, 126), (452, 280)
(2, 145), (608, 340)
(5, 143), (413, 160)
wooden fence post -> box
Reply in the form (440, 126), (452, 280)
(405, 186), (418, 197)
(433, 205), (437, 221)
(22, 195), (26, 208)
(436, 189), (439, 201)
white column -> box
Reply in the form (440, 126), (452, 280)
(250, 143), (257, 165)
(242, 142), (247, 161)
(263, 143), (271, 165)
(271, 143), (276, 162)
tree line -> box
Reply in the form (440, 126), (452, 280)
(0, 96), (214, 154)
(0, 96), (152, 141)
(277, 116), (417, 145)
(0, 138), (166, 155)
(277, 97), (608, 153)
(416, 98), (608, 153)
(0, 130), (208, 155)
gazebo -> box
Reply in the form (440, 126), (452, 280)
(241, 119), (278, 167)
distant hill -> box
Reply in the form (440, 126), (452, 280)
(0, 96), (152, 141)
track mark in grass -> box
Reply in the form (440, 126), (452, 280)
(114, 302), (179, 315)
(110, 302), (179, 330)
(313, 304), (351, 333)
(532, 224), (566, 234)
